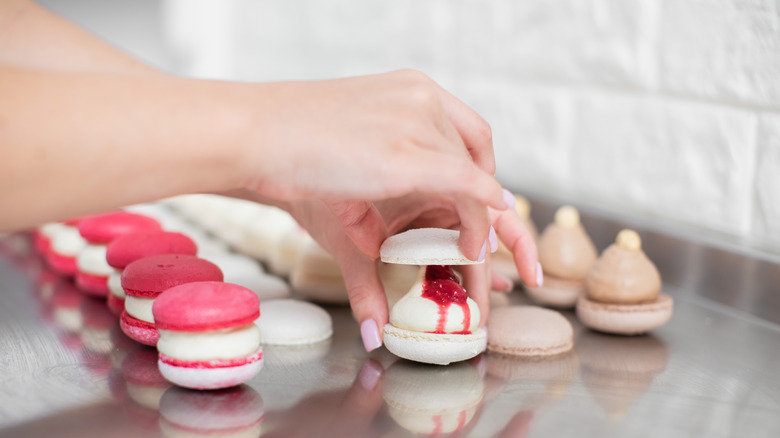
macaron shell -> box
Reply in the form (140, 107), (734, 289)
(383, 325), (486, 365)
(380, 228), (482, 266)
(78, 212), (161, 244)
(106, 231), (197, 269)
(487, 306), (574, 357)
(254, 299), (332, 345)
(525, 275), (584, 309)
(158, 351), (263, 390)
(576, 294), (673, 335)
(152, 281), (259, 332)
(120, 311), (160, 346)
(121, 254), (223, 297)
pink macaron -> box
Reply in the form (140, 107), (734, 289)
(46, 218), (86, 277)
(76, 212), (161, 297)
(120, 254), (223, 346)
(159, 385), (264, 436)
(105, 231), (197, 315)
(152, 281), (263, 390)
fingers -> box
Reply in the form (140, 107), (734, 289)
(336, 247), (388, 352)
(435, 84), (496, 175)
(455, 196), (491, 262)
(490, 206), (540, 287)
(327, 200), (388, 259)
(460, 259), (491, 327)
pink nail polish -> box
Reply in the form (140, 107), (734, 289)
(478, 241), (487, 262)
(488, 227), (498, 253)
(536, 261), (544, 287)
(502, 189), (516, 209)
(360, 319), (382, 352)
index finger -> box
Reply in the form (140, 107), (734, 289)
(490, 206), (541, 287)
(435, 84), (496, 175)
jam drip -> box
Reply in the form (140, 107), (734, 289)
(421, 265), (471, 334)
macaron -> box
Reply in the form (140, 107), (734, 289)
(121, 348), (172, 430)
(159, 385), (264, 438)
(34, 222), (67, 257)
(152, 281), (263, 390)
(380, 228), (487, 366)
(204, 252), (290, 301)
(105, 231), (198, 315)
(290, 239), (349, 304)
(576, 229), (673, 335)
(240, 205), (298, 263)
(486, 306), (574, 357)
(120, 254), (223, 346)
(268, 225), (310, 277)
(526, 206), (597, 309)
(254, 299), (332, 345)
(76, 211), (162, 297)
(47, 220), (87, 277)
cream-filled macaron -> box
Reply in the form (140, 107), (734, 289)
(576, 229), (673, 335)
(380, 228), (487, 366)
(526, 206), (597, 309)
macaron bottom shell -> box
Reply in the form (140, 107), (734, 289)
(383, 325), (486, 366)
(525, 276), (584, 309)
(576, 294), (673, 335)
(120, 311), (160, 346)
(158, 349), (263, 390)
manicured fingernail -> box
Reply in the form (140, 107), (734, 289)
(358, 360), (383, 391)
(488, 227), (498, 253)
(478, 241), (487, 262)
(360, 319), (382, 352)
(496, 273), (513, 292)
(536, 262), (544, 287)
(502, 189), (516, 209)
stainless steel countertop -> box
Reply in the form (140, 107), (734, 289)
(1, 203), (779, 438)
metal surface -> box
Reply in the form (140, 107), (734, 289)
(1, 206), (780, 438)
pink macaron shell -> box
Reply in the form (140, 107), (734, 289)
(78, 212), (161, 244)
(120, 311), (160, 346)
(107, 293), (125, 316)
(76, 272), (110, 297)
(106, 231), (197, 269)
(152, 281), (259, 332)
(47, 251), (78, 277)
(121, 254), (223, 298)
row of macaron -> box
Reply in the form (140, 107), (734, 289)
(494, 201), (673, 335)
(30, 208), (335, 390)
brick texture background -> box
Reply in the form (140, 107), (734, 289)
(165, 0), (779, 255)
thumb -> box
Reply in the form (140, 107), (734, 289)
(326, 200), (388, 259)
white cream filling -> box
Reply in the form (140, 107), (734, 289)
(50, 226), (87, 256)
(389, 266), (480, 334)
(125, 295), (155, 323)
(77, 244), (115, 276)
(108, 271), (125, 299)
(157, 324), (261, 361)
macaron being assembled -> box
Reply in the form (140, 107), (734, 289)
(576, 229), (673, 335)
(526, 206), (597, 309)
(254, 299), (332, 345)
(76, 212), (161, 297)
(487, 306), (574, 357)
(106, 231), (198, 315)
(380, 228), (487, 366)
(153, 281), (264, 390)
(120, 254), (223, 346)
(159, 385), (264, 438)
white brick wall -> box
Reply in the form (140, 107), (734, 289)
(164, 0), (780, 256)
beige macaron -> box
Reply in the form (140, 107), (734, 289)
(576, 229), (673, 335)
(487, 306), (574, 357)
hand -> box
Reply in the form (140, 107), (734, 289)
(236, 69), (509, 261)
(286, 193), (539, 352)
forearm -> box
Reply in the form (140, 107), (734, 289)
(0, 0), (158, 75)
(0, 66), (252, 231)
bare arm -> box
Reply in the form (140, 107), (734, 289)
(0, 0), (157, 74)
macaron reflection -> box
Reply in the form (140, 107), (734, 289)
(159, 385), (264, 438)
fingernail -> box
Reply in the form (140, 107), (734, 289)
(496, 273), (513, 292)
(358, 360), (383, 391)
(478, 241), (487, 262)
(488, 227), (498, 253)
(502, 189), (516, 209)
(360, 319), (382, 352)
(536, 262), (544, 287)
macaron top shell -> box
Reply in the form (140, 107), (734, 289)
(487, 306), (574, 356)
(106, 231), (197, 269)
(153, 281), (260, 332)
(538, 206), (597, 281)
(121, 254), (223, 297)
(380, 228), (482, 265)
(254, 299), (332, 345)
(78, 212), (161, 244)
